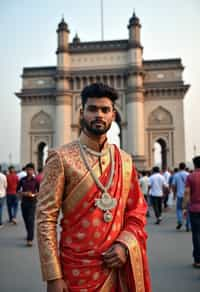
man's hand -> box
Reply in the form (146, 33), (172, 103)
(102, 243), (128, 268)
(47, 279), (68, 292)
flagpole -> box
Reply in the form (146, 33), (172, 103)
(101, 0), (104, 40)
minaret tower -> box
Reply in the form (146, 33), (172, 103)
(126, 12), (146, 168)
(55, 18), (72, 146)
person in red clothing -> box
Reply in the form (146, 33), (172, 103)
(36, 167), (43, 187)
(184, 156), (200, 268)
(6, 166), (19, 224)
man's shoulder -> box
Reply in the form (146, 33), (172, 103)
(48, 140), (79, 157)
(118, 148), (133, 166)
(0, 172), (6, 179)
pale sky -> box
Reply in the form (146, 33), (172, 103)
(0, 0), (200, 164)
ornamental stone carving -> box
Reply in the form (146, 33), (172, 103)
(31, 111), (53, 130)
(149, 106), (173, 126)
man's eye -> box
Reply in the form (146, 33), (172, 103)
(102, 107), (111, 113)
(88, 106), (97, 112)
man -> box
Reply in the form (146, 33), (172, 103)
(6, 165), (19, 224)
(0, 164), (7, 228)
(162, 168), (171, 209)
(140, 170), (150, 217)
(148, 166), (167, 224)
(37, 83), (151, 292)
(184, 156), (200, 268)
(17, 163), (39, 246)
(172, 162), (189, 230)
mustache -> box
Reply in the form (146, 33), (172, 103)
(91, 119), (106, 125)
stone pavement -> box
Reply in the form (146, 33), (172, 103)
(0, 207), (199, 292)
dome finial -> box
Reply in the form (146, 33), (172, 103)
(57, 16), (70, 33)
(128, 10), (141, 29)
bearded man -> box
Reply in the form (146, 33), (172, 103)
(37, 83), (151, 292)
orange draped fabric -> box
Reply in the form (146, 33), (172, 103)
(60, 146), (151, 292)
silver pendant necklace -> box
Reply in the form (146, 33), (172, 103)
(78, 141), (117, 222)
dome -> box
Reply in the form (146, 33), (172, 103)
(57, 18), (70, 32)
(128, 12), (141, 28)
(73, 33), (81, 44)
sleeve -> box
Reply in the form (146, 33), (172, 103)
(36, 149), (65, 281)
(116, 166), (151, 291)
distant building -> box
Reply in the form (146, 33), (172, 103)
(16, 12), (189, 170)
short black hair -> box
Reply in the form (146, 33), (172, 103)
(25, 162), (35, 170)
(81, 83), (118, 108)
(193, 156), (200, 168)
(152, 166), (160, 173)
(179, 162), (186, 170)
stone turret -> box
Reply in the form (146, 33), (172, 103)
(55, 18), (72, 146)
(126, 12), (146, 169)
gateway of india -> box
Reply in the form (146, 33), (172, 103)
(16, 12), (189, 170)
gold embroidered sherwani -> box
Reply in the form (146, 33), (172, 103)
(37, 132), (151, 291)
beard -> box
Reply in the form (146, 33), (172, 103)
(81, 118), (112, 136)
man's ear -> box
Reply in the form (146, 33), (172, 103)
(112, 109), (116, 122)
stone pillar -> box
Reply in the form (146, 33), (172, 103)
(55, 18), (72, 147)
(126, 12), (146, 169)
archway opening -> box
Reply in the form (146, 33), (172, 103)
(107, 111), (122, 147)
(37, 142), (48, 170)
(154, 139), (167, 170)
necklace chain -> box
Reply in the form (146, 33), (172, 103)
(78, 141), (115, 193)
(81, 143), (110, 157)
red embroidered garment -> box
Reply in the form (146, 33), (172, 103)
(59, 146), (151, 292)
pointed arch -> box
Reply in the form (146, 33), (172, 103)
(149, 106), (173, 126)
(31, 111), (53, 130)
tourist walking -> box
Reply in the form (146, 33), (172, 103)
(0, 164), (7, 228)
(149, 166), (167, 224)
(140, 170), (150, 216)
(172, 162), (189, 230)
(184, 156), (200, 268)
(6, 166), (19, 224)
(17, 163), (39, 246)
(162, 168), (171, 209)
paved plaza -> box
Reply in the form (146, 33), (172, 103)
(0, 206), (199, 292)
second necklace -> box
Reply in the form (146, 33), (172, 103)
(78, 141), (117, 223)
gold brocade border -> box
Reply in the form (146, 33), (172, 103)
(99, 270), (116, 292)
(120, 150), (132, 210)
(62, 145), (114, 215)
(117, 231), (145, 292)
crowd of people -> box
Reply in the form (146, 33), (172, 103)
(138, 157), (200, 268)
(0, 163), (43, 246)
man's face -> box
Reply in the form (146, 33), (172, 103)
(26, 167), (34, 177)
(81, 97), (116, 136)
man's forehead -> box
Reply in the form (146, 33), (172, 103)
(86, 97), (113, 106)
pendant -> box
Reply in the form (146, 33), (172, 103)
(95, 192), (117, 211)
(95, 192), (117, 223)
(103, 210), (113, 222)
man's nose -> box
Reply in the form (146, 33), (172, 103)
(95, 109), (104, 118)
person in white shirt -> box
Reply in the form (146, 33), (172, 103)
(17, 167), (27, 180)
(149, 166), (167, 224)
(0, 164), (7, 227)
(162, 168), (171, 209)
(140, 170), (150, 216)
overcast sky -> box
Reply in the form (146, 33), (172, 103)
(0, 0), (199, 164)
